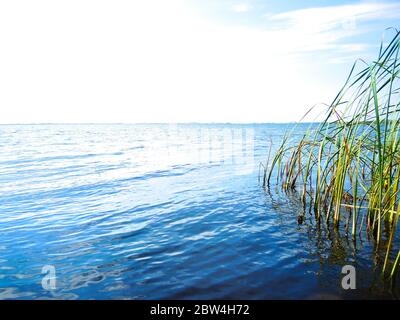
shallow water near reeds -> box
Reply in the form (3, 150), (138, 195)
(0, 124), (399, 299)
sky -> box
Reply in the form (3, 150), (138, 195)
(0, 0), (399, 123)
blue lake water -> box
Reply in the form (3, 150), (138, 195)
(0, 124), (398, 299)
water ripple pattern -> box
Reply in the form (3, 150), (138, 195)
(0, 124), (395, 299)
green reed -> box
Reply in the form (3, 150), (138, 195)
(262, 30), (400, 277)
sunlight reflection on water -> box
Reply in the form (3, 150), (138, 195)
(0, 124), (398, 299)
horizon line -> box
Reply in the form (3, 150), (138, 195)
(0, 121), (321, 125)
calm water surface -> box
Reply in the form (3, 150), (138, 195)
(0, 124), (398, 299)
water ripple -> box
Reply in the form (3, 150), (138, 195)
(0, 124), (397, 299)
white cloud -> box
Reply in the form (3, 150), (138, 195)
(268, 2), (400, 52)
(232, 3), (252, 13)
(270, 2), (400, 28)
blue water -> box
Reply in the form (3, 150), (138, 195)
(0, 124), (397, 299)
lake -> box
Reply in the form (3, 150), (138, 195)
(0, 124), (398, 299)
